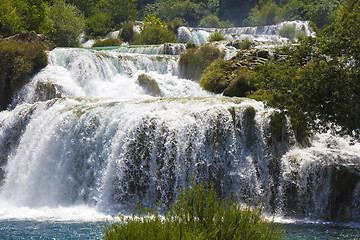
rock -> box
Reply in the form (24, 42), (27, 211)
(137, 74), (162, 97)
(5, 31), (55, 50)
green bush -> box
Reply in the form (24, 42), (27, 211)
(200, 59), (251, 97)
(245, 1), (285, 26)
(103, 182), (283, 240)
(199, 15), (233, 28)
(208, 30), (227, 42)
(199, 59), (229, 93)
(133, 14), (177, 45)
(92, 38), (122, 47)
(46, 0), (86, 47)
(179, 44), (225, 80)
(167, 18), (185, 35)
(0, 40), (48, 109)
(120, 21), (135, 43)
(278, 24), (296, 40)
(86, 12), (114, 37)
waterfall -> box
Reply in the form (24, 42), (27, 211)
(178, 20), (314, 44)
(0, 46), (359, 223)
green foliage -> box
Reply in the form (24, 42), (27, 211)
(208, 30), (227, 42)
(133, 14), (177, 45)
(278, 24), (296, 40)
(179, 44), (225, 80)
(199, 59), (229, 93)
(199, 14), (233, 28)
(144, 0), (214, 26)
(307, 0), (341, 29)
(245, 1), (285, 26)
(103, 182), (283, 240)
(86, 12), (114, 37)
(85, 0), (138, 37)
(46, 0), (85, 47)
(0, 0), (51, 37)
(0, 40), (48, 109)
(167, 19), (185, 35)
(0, 0), (22, 37)
(200, 59), (251, 97)
(249, 0), (360, 139)
(92, 38), (122, 47)
(120, 21), (135, 43)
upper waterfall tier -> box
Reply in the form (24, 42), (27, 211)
(178, 20), (313, 44)
(12, 47), (210, 106)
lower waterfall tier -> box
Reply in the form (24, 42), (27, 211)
(0, 97), (359, 222)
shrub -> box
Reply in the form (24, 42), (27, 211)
(208, 30), (227, 42)
(0, 40), (48, 109)
(223, 68), (251, 97)
(199, 59), (229, 93)
(86, 12), (114, 37)
(200, 59), (251, 97)
(120, 21), (135, 43)
(103, 182), (283, 240)
(133, 14), (177, 45)
(179, 44), (225, 80)
(278, 24), (296, 40)
(199, 15), (234, 28)
(46, 0), (86, 47)
(167, 18), (185, 35)
(92, 38), (122, 47)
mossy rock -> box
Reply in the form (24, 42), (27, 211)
(137, 74), (162, 97)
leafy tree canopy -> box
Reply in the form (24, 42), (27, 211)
(249, 0), (360, 140)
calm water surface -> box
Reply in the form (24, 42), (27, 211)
(0, 220), (359, 239)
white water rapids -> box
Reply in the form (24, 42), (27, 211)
(0, 44), (359, 223)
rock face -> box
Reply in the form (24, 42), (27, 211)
(137, 74), (162, 97)
(5, 30), (55, 50)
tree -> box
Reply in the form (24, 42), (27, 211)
(133, 14), (177, 45)
(249, 0), (360, 140)
(46, 0), (86, 47)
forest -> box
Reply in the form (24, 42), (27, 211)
(0, 0), (342, 46)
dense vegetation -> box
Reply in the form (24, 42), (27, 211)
(248, 0), (360, 140)
(0, 39), (48, 110)
(0, 0), (344, 47)
(103, 182), (283, 240)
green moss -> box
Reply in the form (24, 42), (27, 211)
(137, 74), (162, 97)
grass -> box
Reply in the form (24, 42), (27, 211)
(103, 182), (284, 240)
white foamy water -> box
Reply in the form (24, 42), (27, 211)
(1, 44), (359, 224)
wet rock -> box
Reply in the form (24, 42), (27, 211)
(137, 74), (162, 97)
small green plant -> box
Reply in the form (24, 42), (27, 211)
(179, 44), (225, 80)
(93, 38), (122, 47)
(103, 182), (283, 240)
(208, 30), (227, 42)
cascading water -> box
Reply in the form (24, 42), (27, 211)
(0, 45), (359, 228)
(178, 20), (314, 44)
